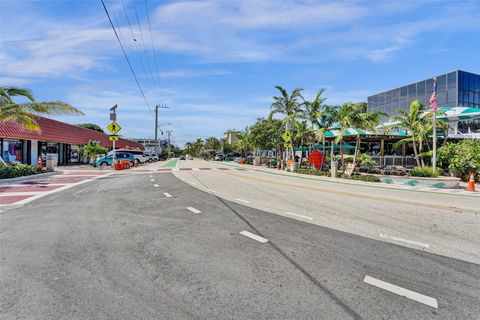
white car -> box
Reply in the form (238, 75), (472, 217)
(108, 149), (146, 164)
(143, 153), (159, 163)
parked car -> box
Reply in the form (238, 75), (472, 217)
(96, 152), (134, 167)
(186, 154), (193, 160)
(143, 153), (159, 163)
(179, 155), (186, 160)
(158, 154), (167, 161)
(214, 153), (224, 161)
(109, 149), (146, 164)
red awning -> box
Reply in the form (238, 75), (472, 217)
(0, 116), (144, 150)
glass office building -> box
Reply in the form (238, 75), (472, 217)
(367, 70), (480, 115)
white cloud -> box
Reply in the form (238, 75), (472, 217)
(158, 69), (233, 79)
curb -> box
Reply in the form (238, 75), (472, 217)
(0, 171), (60, 185)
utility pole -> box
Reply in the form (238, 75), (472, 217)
(155, 104), (168, 155)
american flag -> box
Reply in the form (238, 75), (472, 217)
(429, 80), (438, 110)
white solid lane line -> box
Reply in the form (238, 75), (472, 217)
(164, 192), (172, 198)
(73, 188), (86, 195)
(284, 211), (314, 221)
(239, 231), (269, 243)
(153, 184), (160, 188)
(235, 198), (250, 204)
(186, 207), (201, 214)
(150, 179), (155, 182)
(364, 275), (438, 309)
(379, 233), (430, 248)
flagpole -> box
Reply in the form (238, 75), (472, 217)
(431, 77), (437, 171)
(432, 111), (436, 171)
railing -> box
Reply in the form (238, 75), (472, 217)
(371, 155), (416, 168)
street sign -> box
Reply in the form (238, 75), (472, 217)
(282, 131), (292, 142)
(109, 135), (119, 141)
(284, 142), (292, 148)
(107, 121), (121, 134)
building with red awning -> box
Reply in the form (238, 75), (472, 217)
(0, 116), (143, 166)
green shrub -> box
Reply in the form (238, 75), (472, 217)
(0, 164), (45, 179)
(409, 166), (443, 178)
(294, 167), (330, 176)
(340, 174), (381, 182)
(437, 139), (480, 181)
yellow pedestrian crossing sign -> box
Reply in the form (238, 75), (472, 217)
(282, 131), (292, 142)
(109, 135), (119, 141)
(107, 121), (121, 134)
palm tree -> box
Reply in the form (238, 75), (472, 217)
(389, 100), (443, 167)
(335, 102), (384, 168)
(269, 86), (304, 161)
(0, 86), (83, 131)
(81, 140), (107, 164)
(302, 88), (326, 154)
(293, 120), (308, 167)
(316, 105), (339, 170)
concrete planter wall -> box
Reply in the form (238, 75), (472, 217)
(380, 175), (460, 189)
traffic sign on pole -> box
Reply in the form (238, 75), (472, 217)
(109, 135), (119, 141)
(107, 121), (121, 135)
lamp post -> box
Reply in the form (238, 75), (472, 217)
(155, 104), (169, 155)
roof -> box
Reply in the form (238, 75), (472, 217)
(0, 116), (144, 150)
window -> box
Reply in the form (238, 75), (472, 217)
(2, 139), (23, 164)
(437, 74), (446, 92)
(408, 84), (416, 98)
(447, 71), (456, 90)
(417, 81), (425, 96)
(400, 86), (407, 97)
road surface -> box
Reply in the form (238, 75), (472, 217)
(1, 162), (479, 319)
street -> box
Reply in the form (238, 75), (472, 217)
(1, 160), (479, 319)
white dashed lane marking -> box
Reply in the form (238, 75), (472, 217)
(364, 275), (438, 308)
(284, 211), (314, 221)
(150, 179), (155, 182)
(153, 184), (159, 188)
(163, 192), (172, 198)
(186, 207), (201, 214)
(235, 198), (250, 204)
(239, 231), (269, 243)
(379, 234), (430, 248)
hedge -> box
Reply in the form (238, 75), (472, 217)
(0, 164), (46, 179)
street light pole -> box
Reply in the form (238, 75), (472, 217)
(155, 104), (168, 155)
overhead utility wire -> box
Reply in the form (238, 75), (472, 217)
(119, 0), (154, 91)
(100, 0), (153, 116)
(144, 0), (161, 84)
(132, 0), (156, 86)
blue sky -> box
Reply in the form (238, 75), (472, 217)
(1, 0), (479, 146)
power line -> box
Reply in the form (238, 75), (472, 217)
(132, 0), (156, 86)
(144, 0), (161, 84)
(100, 0), (153, 116)
(119, 0), (154, 91)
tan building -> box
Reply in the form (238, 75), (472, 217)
(223, 129), (241, 144)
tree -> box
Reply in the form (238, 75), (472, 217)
(204, 137), (221, 153)
(249, 118), (284, 150)
(0, 86), (83, 131)
(78, 123), (104, 133)
(316, 105), (339, 170)
(81, 140), (107, 164)
(335, 102), (384, 167)
(302, 88), (327, 153)
(389, 100), (433, 167)
(269, 86), (304, 161)
(293, 120), (309, 167)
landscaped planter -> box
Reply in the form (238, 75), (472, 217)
(380, 175), (461, 189)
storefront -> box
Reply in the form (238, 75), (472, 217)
(0, 116), (144, 166)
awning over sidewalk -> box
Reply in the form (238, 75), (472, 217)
(379, 106), (480, 128)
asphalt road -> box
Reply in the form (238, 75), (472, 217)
(174, 159), (480, 265)
(1, 170), (479, 319)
